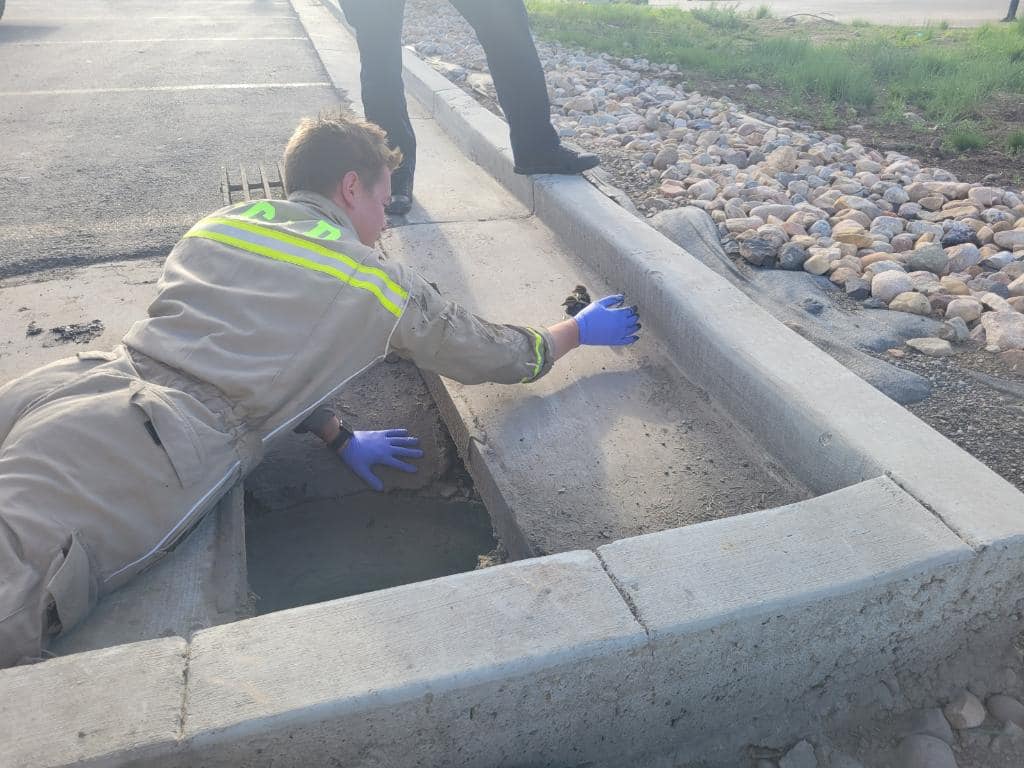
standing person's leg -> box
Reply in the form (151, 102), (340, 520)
(1003, 0), (1019, 20)
(340, 0), (416, 214)
(449, 0), (598, 175)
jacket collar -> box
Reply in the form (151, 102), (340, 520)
(287, 190), (356, 232)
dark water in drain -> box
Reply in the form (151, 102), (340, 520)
(245, 493), (496, 614)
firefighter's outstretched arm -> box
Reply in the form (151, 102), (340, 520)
(387, 275), (641, 386)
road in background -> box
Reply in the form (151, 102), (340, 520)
(651, 0), (1012, 26)
(0, 0), (340, 278)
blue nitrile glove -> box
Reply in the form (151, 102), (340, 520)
(573, 294), (641, 346)
(339, 429), (424, 492)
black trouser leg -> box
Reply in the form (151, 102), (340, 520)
(340, 0), (415, 191)
(1006, 0), (1019, 20)
(448, 0), (559, 162)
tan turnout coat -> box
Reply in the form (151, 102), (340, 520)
(0, 192), (553, 666)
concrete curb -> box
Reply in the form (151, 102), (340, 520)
(1, 481), (994, 767)
(0, 637), (187, 768)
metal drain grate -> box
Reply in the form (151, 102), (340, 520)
(220, 162), (288, 205)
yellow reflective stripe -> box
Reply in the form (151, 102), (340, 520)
(184, 228), (404, 317)
(520, 328), (545, 383)
(241, 200), (276, 221)
(307, 220), (342, 240)
(212, 216), (407, 300)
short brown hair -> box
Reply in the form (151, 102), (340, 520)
(283, 109), (402, 196)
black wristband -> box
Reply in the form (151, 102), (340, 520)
(328, 419), (355, 453)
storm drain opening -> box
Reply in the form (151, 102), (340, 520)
(241, 362), (501, 616)
(220, 162), (288, 206)
(245, 491), (497, 615)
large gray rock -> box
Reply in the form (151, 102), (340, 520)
(939, 317), (970, 343)
(994, 228), (1024, 250)
(831, 753), (864, 768)
(741, 227), (787, 267)
(944, 690), (986, 729)
(981, 312), (1024, 351)
(835, 195), (882, 221)
(945, 298), (983, 323)
(751, 203), (798, 221)
(898, 734), (957, 768)
(779, 740), (817, 768)
(846, 277), (871, 300)
(865, 260), (906, 280)
(945, 243), (982, 273)
(904, 707), (954, 744)
(981, 292), (1014, 313)
(981, 251), (1016, 271)
(648, 207), (933, 404)
(889, 292), (932, 316)
(968, 186), (1004, 207)
(907, 338), (955, 357)
(688, 178), (719, 200)
(906, 245), (948, 275)
(870, 216), (905, 239)
(653, 146), (679, 170)
(872, 271), (914, 303)
(988, 694), (1024, 727)
(779, 243), (809, 271)
(766, 145), (798, 173)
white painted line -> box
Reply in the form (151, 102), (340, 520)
(6, 37), (307, 45)
(13, 0), (289, 3)
(9, 16), (298, 22)
(0, 82), (333, 97)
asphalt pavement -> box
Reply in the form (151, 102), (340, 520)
(0, 0), (342, 278)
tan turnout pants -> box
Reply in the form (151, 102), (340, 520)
(0, 347), (242, 666)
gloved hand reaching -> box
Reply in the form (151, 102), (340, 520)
(573, 295), (641, 346)
(339, 428), (424, 492)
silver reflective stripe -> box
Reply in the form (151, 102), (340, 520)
(184, 217), (408, 317)
(103, 461), (241, 583)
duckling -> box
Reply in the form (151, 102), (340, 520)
(561, 284), (591, 317)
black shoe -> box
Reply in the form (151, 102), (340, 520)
(386, 174), (413, 216)
(513, 145), (600, 176)
(385, 193), (412, 216)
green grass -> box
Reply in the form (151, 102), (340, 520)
(690, 5), (747, 31)
(526, 2), (1024, 141)
(1009, 129), (1024, 154)
(944, 124), (987, 151)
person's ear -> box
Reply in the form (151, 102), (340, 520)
(336, 170), (361, 208)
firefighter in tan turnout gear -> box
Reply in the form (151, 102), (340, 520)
(0, 111), (641, 667)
